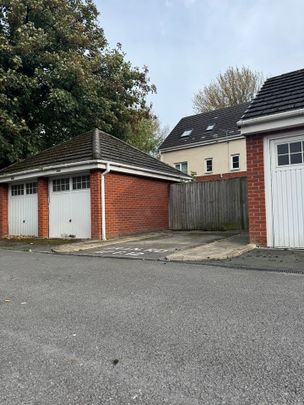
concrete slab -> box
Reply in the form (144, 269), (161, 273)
(68, 231), (237, 260)
(167, 234), (255, 261)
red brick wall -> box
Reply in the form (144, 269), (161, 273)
(0, 183), (8, 237)
(90, 169), (102, 239)
(195, 171), (247, 182)
(105, 172), (170, 238)
(246, 135), (267, 246)
(38, 177), (49, 238)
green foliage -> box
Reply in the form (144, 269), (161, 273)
(125, 117), (168, 156)
(0, 0), (156, 167)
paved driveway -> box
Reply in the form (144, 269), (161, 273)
(1, 251), (304, 404)
(78, 231), (237, 260)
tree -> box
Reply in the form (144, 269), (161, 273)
(193, 66), (264, 113)
(0, 0), (156, 168)
(125, 116), (168, 156)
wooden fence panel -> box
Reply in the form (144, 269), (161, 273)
(169, 177), (248, 231)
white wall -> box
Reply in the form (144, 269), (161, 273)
(160, 138), (247, 176)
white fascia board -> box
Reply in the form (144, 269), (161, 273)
(0, 161), (103, 183)
(96, 160), (191, 181)
(106, 164), (188, 182)
(238, 108), (304, 135)
(0, 159), (190, 183)
(159, 134), (244, 153)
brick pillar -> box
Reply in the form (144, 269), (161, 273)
(246, 135), (267, 246)
(38, 177), (49, 238)
(0, 183), (8, 237)
(90, 169), (102, 239)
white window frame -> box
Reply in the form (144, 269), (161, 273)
(204, 158), (213, 173)
(11, 184), (24, 196)
(174, 162), (188, 174)
(53, 177), (70, 192)
(72, 175), (90, 190)
(230, 154), (240, 171)
(276, 140), (304, 167)
(26, 182), (37, 195)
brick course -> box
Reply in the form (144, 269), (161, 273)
(105, 172), (170, 238)
(195, 171), (247, 182)
(0, 183), (8, 237)
(246, 135), (267, 246)
(90, 169), (102, 239)
(38, 177), (49, 238)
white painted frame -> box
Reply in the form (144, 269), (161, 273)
(230, 154), (240, 171)
(204, 158), (213, 174)
(174, 161), (188, 174)
(264, 129), (304, 247)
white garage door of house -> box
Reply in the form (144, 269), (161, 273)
(49, 175), (91, 239)
(267, 134), (304, 248)
(9, 182), (38, 236)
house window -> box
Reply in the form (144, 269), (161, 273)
(72, 175), (90, 190)
(53, 178), (70, 192)
(174, 162), (188, 174)
(231, 154), (240, 170)
(181, 129), (192, 137)
(206, 123), (215, 131)
(11, 184), (24, 196)
(205, 158), (213, 173)
(277, 141), (304, 166)
(26, 182), (37, 195)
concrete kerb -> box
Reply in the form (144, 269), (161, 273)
(52, 232), (169, 253)
(166, 234), (256, 262)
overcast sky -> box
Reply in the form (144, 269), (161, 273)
(96, 0), (304, 130)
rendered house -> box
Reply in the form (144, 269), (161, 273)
(0, 129), (189, 240)
(239, 68), (304, 249)
(159, 103), (249, 181)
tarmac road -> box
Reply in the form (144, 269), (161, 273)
(1, 250), (304, 404)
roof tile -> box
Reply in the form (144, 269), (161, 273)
(159, 103), (249, 150)
(242, 68), (304, 120)
(0, 129), (188, 178)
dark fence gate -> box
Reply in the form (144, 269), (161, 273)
(169, 177), (248, 231)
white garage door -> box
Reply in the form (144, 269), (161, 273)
(49, 175), (91, 239)
(9, 182), (38, 236)
(267, 135), (304, 248)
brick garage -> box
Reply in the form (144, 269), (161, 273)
(0, 183), (8, 237)
(0, 129), (189, 240)
(246, 135), (267, 246)
(105, 173), (170, 238)
(239, 68), (304, 248)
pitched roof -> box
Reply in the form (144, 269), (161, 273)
(241, 68), (304, 120)
(0, 129), (189, 178)
(159, 103), (250, 151)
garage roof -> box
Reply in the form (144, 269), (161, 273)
(0, 129), (190, 179)
(241, 68), (304, 120)
(159, 103), (250, 151)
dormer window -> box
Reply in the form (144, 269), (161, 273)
(181, 129), (192, 137)
(206, 124), (215, 131)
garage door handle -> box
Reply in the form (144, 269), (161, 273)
(23, 220), (26, 223)
(69, 219), (72, 223)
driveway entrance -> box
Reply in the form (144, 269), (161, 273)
(78, 231), (237, 260)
